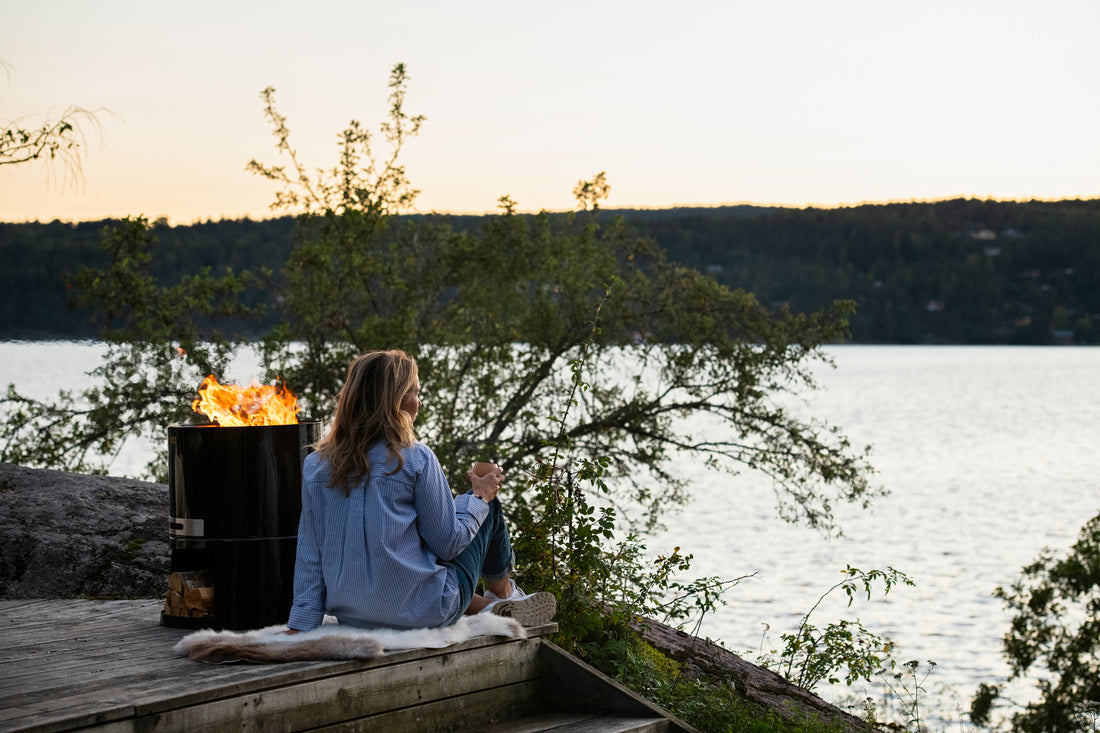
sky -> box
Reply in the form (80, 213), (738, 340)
(1, 0), (1098, 224)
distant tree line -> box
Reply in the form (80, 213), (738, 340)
(2, 197), (1098, 343)
(642, 198), (1100, 345)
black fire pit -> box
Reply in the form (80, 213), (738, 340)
(161, 420), (321, 630)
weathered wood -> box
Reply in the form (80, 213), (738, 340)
(455, 712), (602, 732)
(453, 711), (670, 733)
(0, 599), (562, 733)
(1, 645), (180, 686)
(122, 639), (543, 733)
(312, 680), (540, 733)
(1, 598), (697, 733)
(547, 719), (669, 733)
(538, 642), (696, 733)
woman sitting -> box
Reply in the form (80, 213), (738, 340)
(286, 349), (555, 633)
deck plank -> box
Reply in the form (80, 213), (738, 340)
(312, 679), (542, 733)
(455, 711), (601, 732)
(120, 642), (542, 733)
(0, 599), (558, 733)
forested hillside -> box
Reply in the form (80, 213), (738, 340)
(2, 198), (1098, 343)
(640, 198), (1100, 344)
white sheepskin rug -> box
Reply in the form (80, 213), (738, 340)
(173, 613), (526, 663)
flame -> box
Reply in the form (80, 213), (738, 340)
(191, 375), (299, 427)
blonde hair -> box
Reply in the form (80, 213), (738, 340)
(316, 350), (419, 496)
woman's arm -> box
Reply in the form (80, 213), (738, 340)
(286, 469), (327, 632)
(414, 447), (492, 561)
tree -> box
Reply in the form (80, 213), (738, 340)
(0, 216), (265, 477)
(0, 63), (878, 536)
(1, 59), (105, 188)
(971, 511), (1100, 732)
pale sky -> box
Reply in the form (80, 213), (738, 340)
(2, 0), (1098, 224)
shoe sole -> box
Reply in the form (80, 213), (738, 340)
(492, 592), (557, 626)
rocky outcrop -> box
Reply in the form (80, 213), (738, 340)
(0, 462), (169, 598)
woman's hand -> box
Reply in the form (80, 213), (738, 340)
(468, 463), (504, 503)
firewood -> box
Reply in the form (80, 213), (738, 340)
(164, 589), (181, 615)
(174, 570), (211, 588)
(164, 571), (214, 617)
(183, 587), (203, 608)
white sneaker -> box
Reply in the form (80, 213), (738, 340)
(483, 579), (523, 603)
(478, 581), (557, 626)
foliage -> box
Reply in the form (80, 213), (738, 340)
(257, 133), (874, 530)
(759, 565), (913, 691)
(0, 104), (99, 179)
(6, 200), (1100, 344)
(244, 64), (430, 408)
(0, 61), (910, 732)
(602, 537), (752, 634)
(510, 452), (746, 646)
(1, 58), (105, 187)
(507, 307), (744, 648)
(0, 217), (265, 476)
(0, 71), (886, 727)
(479, 276), (785, 731)
(1, 63), (879, 539)
(971, 510), (1100, 732)
(582, 635), (853, 733)
(871, 659), (938, 733)
(645, 199), (1100, 345)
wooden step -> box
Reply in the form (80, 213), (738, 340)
(462, 712), (671, 732)
(0, 599), (696, 733)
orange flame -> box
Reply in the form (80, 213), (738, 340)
(191, 375), (299, 427)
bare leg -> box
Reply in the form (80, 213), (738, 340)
(485, 576), (512, 599)
(463, 574), (512, 615)
(465, 594), (491, 615)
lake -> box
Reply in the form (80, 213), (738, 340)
(652, 345), (1100, 725)
(2, 342), (1097, 727)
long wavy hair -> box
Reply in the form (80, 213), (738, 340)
(315, 350), (419, 496)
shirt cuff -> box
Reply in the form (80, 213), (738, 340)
(287, 604), (323, 632)
(455, 491), (491, 524)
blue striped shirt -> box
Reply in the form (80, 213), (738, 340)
(287, 440), (489, 631)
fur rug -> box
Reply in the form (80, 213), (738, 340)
(173, 613), (526, 663)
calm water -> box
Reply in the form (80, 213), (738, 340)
(2, 342), (1098, 725)
(652, 345), (1100, 723)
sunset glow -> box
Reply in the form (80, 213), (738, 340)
(2, 0), (1097, 224)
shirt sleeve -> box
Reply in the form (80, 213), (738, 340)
(413, 446), (489, 561)
(287, 470), (326, 632)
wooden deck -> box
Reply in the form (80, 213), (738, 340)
(0, 599), (694, 733)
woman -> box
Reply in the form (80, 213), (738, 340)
(286, 349), (555, 633)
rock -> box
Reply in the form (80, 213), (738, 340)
(0, 462), (169, 599)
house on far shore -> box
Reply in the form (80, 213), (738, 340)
(1051, 329), (1075, 345)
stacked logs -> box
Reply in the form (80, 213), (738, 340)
(163, 570), (214, 618)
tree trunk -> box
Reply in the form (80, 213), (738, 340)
(631, 616), (872, 732)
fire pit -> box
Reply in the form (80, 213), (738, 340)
(161, 376), (319, 631)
